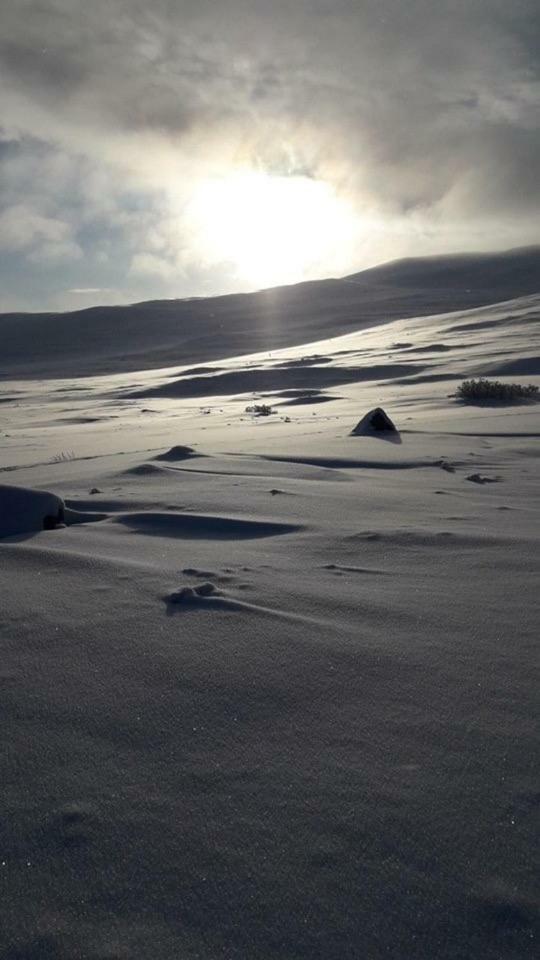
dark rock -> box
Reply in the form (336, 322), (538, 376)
(351, 407), (397, 435)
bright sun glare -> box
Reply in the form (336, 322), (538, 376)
(185, 170), (361, 289)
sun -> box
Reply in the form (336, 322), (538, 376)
(184, 169), (361, 288)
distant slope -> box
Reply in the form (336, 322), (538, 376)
(1, 246), (539, 378)
(345, 245), (540, 289)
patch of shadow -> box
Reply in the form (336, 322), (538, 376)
(400, 343), (453, 353)
(347, 529), (506, 548)
(178, 365), (225, 376)
(122, 463), (169, 476)
(0, 396), (19, 403)
(54, 385), (90, 393)
(260, 454), (429, 470)
(65, 497), (153, 513)
(128, 363), (424, 400)
(482, 355), (540, 376)
(42, 802), (96, 850)
(440, 430), (540, 438)
(447, 318), (503, 333)
(61, 416), (103, 424)
(64, 507), (108, 526)
(334, 348), (373, 356)
(272, 355), (332, 368)
(393, 373), (465, 385)
(472, 890), (539, 941)
(268, 388), (321, 398)
(115, 511), (302, 540)
(323, 563), (388, 575)
(182, 567), (237, 583)
(262, 388), (338, 405)
(466, 473), (502, 484)
(281, 393), (337, 406)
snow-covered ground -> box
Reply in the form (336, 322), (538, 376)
(1, 281), (538, 957)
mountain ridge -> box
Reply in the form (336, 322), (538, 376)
(2, 245), (539, 379)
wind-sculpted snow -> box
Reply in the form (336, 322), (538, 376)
(153, 444), (200, 461)
(0, 484), (107, 538)
(0, 265), (538, 960)
(128, 362), (421, 400)
(0, 483), (65, 538)
(114, 510), (302, 539)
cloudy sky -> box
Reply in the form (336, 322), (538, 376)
(1, 0), (539, 312)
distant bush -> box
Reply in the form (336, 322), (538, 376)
(456, 378), (539, 404)
(245, 403), (274, 416)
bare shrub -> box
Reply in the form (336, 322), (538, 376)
(456, 378), (538, 404)
(245, 403), (274, 416)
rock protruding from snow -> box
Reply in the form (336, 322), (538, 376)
(351, 407), (398, 435)
(0, 484), (65, 538)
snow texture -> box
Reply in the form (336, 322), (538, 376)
(0, 248), (538, 959)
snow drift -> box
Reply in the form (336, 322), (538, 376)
(0, 484), (65, 538)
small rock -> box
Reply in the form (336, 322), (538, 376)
(351, 407), (398, 435)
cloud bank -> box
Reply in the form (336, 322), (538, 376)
(1, 0), (539, 310)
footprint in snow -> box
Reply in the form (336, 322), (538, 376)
(166, 582), (220, 604)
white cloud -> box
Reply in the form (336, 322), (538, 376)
(129, 252), (179, 278)
(68, 287), (109, 294)
(0, 0), (538, 310)
(0, 203), (82, 261)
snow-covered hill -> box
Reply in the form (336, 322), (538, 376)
(1, 245), (539, 379)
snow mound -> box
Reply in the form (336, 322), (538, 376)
(154, 445), (199, 461)
(0, 484), (64, 538)
(122, 463), (169, 476)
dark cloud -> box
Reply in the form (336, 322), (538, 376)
(0, 0), (538, 310)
